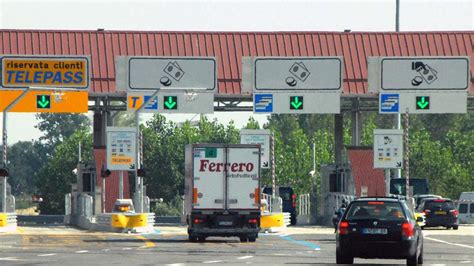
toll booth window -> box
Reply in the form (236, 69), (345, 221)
(329, 172), (342, 192)
(82, 173), (92, 192)
(470, 203), (474, 213)
(458, 203), (468, 214)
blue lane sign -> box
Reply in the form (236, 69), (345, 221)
(254, 94), (273, 113)
(380, 94), (400, 113)
(144, 95), (158, 110)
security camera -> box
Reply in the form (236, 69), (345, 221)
(72, 168), (78, 175)
(309, 170), (316, 177)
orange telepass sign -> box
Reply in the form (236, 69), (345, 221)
(0, 90), (88, 113)
(1, 56), (90, 90)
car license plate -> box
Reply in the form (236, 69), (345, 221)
(435, 211), (447, 215)
(362, 228), (388, 234)
(219, 221), (233, 226)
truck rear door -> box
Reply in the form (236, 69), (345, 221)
(226, 147), (260, 210)
(193, 147), (225, 210)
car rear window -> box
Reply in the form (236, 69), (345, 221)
(425, 200), (454, 210)
(345, 201), (405, 221)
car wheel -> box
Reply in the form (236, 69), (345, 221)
(453, 225), (459, 230)
(188, 234), (198, 242)
(248, 234), (257, 242)
(240, 235), (248, 242)
(417, 245), (424, 264)
(407, 251), (418, 266)
(336, 249), (353, 264)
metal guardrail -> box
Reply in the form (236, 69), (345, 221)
(17, 215), (64, 225)
(155, 216), (181, 224)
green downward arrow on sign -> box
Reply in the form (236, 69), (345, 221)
(290, 96), (303, 110)
(37, 95), (51, 109)
(416, 96), (430, 110)
(164, 96), (177, 109)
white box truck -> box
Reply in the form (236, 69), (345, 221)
(184, 144), (261, 242)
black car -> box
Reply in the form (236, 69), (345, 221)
(417, 198), (458, 229)
(262, 186), (297, 225)
(336, 197), (423, 265)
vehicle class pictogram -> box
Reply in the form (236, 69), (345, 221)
(411, 61), (438, 86)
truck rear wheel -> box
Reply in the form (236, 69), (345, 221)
(239, 235), (248, 242)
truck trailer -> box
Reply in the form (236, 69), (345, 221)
(184, 144), (261, 242)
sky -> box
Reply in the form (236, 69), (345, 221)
(0, 0), (473, 144)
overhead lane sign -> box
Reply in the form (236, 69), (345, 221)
(380, 57), (469, 90)
(127, 92), (214, 113)
(1, 55), (90, 90)
(0, 90), (88, 113)
(254, 57), (342, 90)
(118, 56), (217, 91)
(369, 56), (470, 114)
(249, 57), (343, 114)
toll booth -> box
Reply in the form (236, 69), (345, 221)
(68, 162), (102, 217)
(317, 163), (355, 225)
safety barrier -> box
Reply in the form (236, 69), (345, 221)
(0, 213), (17, 232)
(260, 212), (291, 233)
(17, 215), (64, 225)
(95, 212), (155, 233)
(262, 193), (283, 213)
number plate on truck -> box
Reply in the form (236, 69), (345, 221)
(218, 221), (233, 226)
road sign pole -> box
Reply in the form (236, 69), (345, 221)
(134, 90), (160, 213)
(2, 87), (31, 212)
(119, 171), (124, 199)
(403, 108), (410, 199)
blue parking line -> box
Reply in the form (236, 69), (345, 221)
(279, 235), (321, 250)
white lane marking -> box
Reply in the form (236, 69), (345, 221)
(75, 250), (89, 253)
(102, 249), (110, 252)
(122, 247), (133, 250)
(430, 264), (446, 266)
(0, 257), (19, 261)
(237, 256), (254, 260)
(425, 236), (474, 249)
(38, 253), (57, 257)
(166, 264), (185, 266)
(460, 261), (472, 264)
(203, 261), (222, 264)
(273, 253), (289, 256)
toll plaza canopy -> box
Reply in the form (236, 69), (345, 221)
(1, 30), (473, 96)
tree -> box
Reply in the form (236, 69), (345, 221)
(35, 130), (93, 214)
(7, 141), (46, 195)
(35, 113), (90, 147)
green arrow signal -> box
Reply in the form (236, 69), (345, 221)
(164, 96), (177, 109)
(416, 96), (430, 110)
(290, 96), (303, 110)
(37, 95), (51, 109)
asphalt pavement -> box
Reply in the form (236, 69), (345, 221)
(0, 225), (473, 265)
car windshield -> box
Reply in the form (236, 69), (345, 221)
(345, 201), (405, 221)
(425, 200), (454, 210)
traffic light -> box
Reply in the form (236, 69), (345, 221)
(0, 167), (9, 177)
(137, 168), (146, 177)
(101, 167), (111, 178)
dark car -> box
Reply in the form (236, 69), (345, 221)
(336, 197), (423, 265)
(413, 194), (442, 209)
(262, 186), (297, 225)
(417, 198), (458, 230)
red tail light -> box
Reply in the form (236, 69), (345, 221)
(402, 222), (414, 238)
(434, 199), (446, 202)
(338, 221), (349, 235)
(450, 209), (459, 217)
(248, 218), (258, 224)
(194, 218), (205, 224)
(292, 194), (296, 208)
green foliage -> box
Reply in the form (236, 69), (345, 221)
(8, 141), (46, 195)
(35, 130), (93, 214)
(35, 114), (90, 147)
(151, 195), (183, 216)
